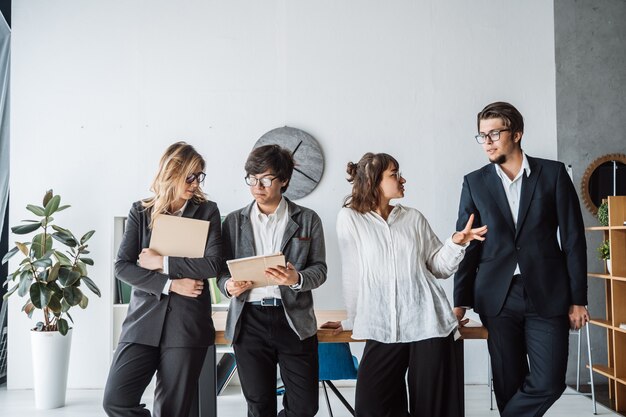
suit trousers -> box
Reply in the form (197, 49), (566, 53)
(103, 342), (208, 417)
(233, 304), (319, 417)
(354, 333), (463, 417)
(481, 275), (569, 417)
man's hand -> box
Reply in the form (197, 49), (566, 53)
(452, 214), (488, 245)
(453, 307), (469, 327)
(569, 305), (589, 330)
(226, 279), (252, 297)
(138, 248), (164, 271)
(170, 278), (204, 298)
(321, 321), (344, 336)
(265, 262), (299, 286)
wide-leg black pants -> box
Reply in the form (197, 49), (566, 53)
(102, 342), (208, 417)
(355, 333), (463, 417)
(233, 304), (319, 417)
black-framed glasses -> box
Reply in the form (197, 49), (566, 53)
(475, 129), (511, 144)
(245, 175), (278, 187)
(185, 172), (206, 184)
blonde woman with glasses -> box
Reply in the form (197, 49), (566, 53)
(323, 152), (487, 417)
(103, 142), (223, 417)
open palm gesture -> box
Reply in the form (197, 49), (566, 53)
(452, 213), (487, 245)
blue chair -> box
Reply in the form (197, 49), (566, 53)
(318, 343), (358, 417)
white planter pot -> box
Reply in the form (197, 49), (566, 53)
(30, 328), (73, 409)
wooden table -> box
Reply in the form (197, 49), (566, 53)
(192, 310), (488, 417)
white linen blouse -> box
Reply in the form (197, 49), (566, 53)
(337, 205), (466, 343)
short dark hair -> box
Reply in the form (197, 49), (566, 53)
(343, 152), (399, 213)
(245, 144), (295, 193)
(477, 102), (524, 143)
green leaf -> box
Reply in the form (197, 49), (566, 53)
(61, 298), (71, 312)
(12, 222), (41, 235)
(1, 247), (19, 264)
(56, 205), (70, 212)
(58, 268), (80, 286)
(48, 281), (62, 297)
(35, 322), (44, 331)
(66, 311), (74, 324)
(58, 318), (69, 336)
(43, 190), (53, 207)
(80, 257), (94, 266)
(76, 261), (87, 276)
(26, 205), (46, 217)
(80, 230), (95, 244)
(32, 258), (53, 269)
(48, 294), (62, 313)
(3, 284), (19, 300)
(18, 270), (33, 297)
(44, 195), (61, 216)
(63, 286), (83, 306)
(48, 262), (61, 282)
(54, 250), (72, 266)
(51, 232), (78, 248)
(30, 282), (52, 309)
(31, 233), (53, 259)
(16, 242), (29, 256)
(79, 294), (89, 309)
(51, 225), (69, 234)
(81, 276), (101, 297)
(23, 301), (35, 318)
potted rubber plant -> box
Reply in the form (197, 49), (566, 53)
(1, 190), (101, 409)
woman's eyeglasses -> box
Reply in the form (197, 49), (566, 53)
(185, 172), (206, 184)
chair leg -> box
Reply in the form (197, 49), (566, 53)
(325, 381), (356, 416)
(585, 324), (597, 415)
(321, 381), (334, 417)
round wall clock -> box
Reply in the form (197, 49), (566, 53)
(253, 126), (324, 200)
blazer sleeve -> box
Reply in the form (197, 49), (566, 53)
(556, 163), (588, 306)
(296, 212), (327, 292)
(168, 202), (223, 280)
(217, 212), (235, 297)
(114, 202), (169, 299)
(454, 176), (483, 308)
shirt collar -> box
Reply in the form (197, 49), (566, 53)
(494, 152), (531, 183)
(252, 196), (287, 222)
(171, 201), (188, 217)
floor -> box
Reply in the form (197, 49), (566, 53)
(0, 383), (618, 416)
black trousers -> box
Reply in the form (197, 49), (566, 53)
(354, 333), (463, 417)
(102, 342), (207, 417)
(481, 275), (569, 417)
(233, 304), (319, 417)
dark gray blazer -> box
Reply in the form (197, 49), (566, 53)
(115, 199), (222, 348)
(217, 198), (327, 342)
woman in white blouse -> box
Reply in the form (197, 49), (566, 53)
(323, 152), (487, 417)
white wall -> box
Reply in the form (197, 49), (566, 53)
(9, 0), (557, 388)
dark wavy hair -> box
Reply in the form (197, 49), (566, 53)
(343, 152), (399, 213)
(245, 144), (295, 193)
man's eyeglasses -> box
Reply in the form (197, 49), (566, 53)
(185, 172), (206, 184)
(475, 129), (511, 144)
(245, 175), (278, 187)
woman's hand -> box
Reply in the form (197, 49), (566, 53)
(321, 321), (344, 335)
(452, 213), (488, 245)
(170, 278), (204, 298)
(265, 262), (299, 286)
(226, 278), (252, 297)
(138, 248), (164, 271)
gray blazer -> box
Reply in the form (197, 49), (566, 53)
(218, 198), (327, 342)
(116, 199), (222, 348)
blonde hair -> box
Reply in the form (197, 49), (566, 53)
(142, 142), (207, 229)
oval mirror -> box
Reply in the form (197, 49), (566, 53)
(581, 153), (626, 215)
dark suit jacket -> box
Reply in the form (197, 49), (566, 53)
(217, 198), (327, 342)
(454, 155), (587, 318)
(115, 199), (222, 347)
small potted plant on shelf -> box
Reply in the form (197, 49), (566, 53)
(597, 200), (609, 227)
(1, 190), (101, 410)
(597, 239), (611, 275)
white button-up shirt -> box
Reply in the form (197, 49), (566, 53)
(336, 205), (466, 343)
(247, 197), (289, 302)
(161, 201), (187, 294)
(494, 153), (531, 275)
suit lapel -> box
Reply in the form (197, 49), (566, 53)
(240, 202), (256, 256)
(280, 199), (300, 252)
(482, 165), (516, 234)
(182, 200), (199, 219)
(516, 156), (541, 239)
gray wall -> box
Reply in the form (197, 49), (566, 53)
(555, 0), (626, 385)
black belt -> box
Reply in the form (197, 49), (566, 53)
(248, 298), (283, 307)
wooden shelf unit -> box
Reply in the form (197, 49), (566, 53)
(587, 196), (626, 412)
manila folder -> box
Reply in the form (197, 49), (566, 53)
(227, 253), (286, 288)
(149, 214), (210, 258)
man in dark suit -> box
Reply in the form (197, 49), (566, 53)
(218, 144), (327, 417)
(453, 102), (589, 416)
